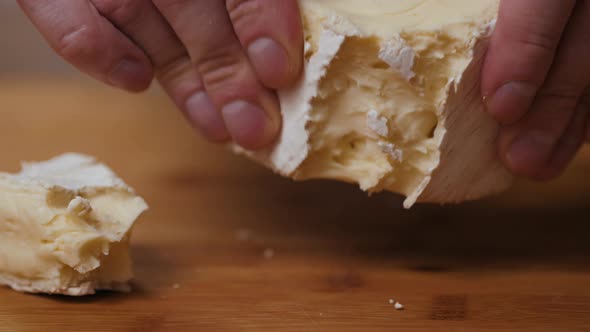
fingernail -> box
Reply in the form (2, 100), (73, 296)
(486, 82), (537, 123)
(109, 58), (151, 91)
(247, 38), (290, 88)
(185, 92), (229, 142)
(506, 131), (556, 175)
(221, 100), (269, 150)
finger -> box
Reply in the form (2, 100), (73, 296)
(498, 1), (590, 178)
(482, 0), (576, 123)
(17, 0), (152, 92)
(91, 0), (229, 142)
(154, 0), (281, 150)
(536, 103), (588, 181)
(160, 63), (231, 142)
(227, 0), (303, 89)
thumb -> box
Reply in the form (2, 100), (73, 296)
(482, 0), (576, 123)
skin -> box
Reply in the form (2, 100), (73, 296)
(18, 0), (303, 151)
(18, 0), (590, 180)
(482, 0), (590, 180)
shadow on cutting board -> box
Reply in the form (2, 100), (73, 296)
(154, 155), (590, 273)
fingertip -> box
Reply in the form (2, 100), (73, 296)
(498, 128), (555, 179)
(109, 58), (154, 92)
(247, 37), (301, 89)
(485, 81), (537, 124)
(229, 0), (304, 89)
(538, 110), (590, 181)
(185, 92), (231, 143)
(505, 134), (548, 178)
(221, 99), (281, 150)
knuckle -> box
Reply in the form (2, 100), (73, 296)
(513, 25), (560, 59)
(56, 25), (103, 63)
(197, 46), (247, 91)
(152, 0), (188, 11)
(93, 0), (143, 26)
(518, 31), (556, 52)
(151, 42), (189, 70)
(157, 54), (194, 84)
(156, 58), (205, 107)
(226, 0), (262, 29)
(538, 85), (582, 105)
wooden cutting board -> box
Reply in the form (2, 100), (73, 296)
(0, 78), (589, 332)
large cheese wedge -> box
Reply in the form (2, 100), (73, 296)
(0, 153), (147, 296)
(234, 0), (512, 208)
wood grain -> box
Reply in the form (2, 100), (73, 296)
(0, 78), (589, 332)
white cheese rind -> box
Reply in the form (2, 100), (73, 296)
(233, 29), (346, 175)
(415, 32), (513, 206)
(16, 153), (127, 190)
(379, 37), (416, 81)
(0, 153), (147, 296)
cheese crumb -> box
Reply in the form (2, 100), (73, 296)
(388, 299), (395, 304)
(66, 196), (92, 217)
(263, 248), (275, 260)
(394, 302), (404, 310)
(379, 37), (416, 81)
(304, 41), (312, 55)
(378, 142), (404, 162)
(367, 110), (389, 137)
(235, 228), (252, 242)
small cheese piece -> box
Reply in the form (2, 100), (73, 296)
(0, 153), (147, 296)
(234, 0), (513, 208)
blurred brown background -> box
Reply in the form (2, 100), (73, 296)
(0, 3), (77, 77)
(0, 3), (68, 76)
(1, 4), (590, 331)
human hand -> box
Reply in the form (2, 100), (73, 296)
(18, 0), (303, 150)
(482, 0), (590, 180)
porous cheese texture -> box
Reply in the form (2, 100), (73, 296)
(0, 153), (147, 296)
(235, 0), (513, 208)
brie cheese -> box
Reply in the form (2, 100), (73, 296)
(235, 0), (512, 207)
(0, 153), (147, 296)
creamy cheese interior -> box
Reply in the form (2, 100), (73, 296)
(300, 0), (498, 34)
(293, 0), (499, 197)
(0, 154), (147, 295)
